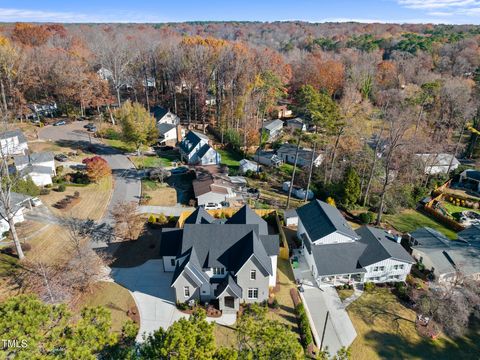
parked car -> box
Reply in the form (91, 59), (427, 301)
(53, 120), (66, 126)
(87, 126), (97, 132)
(204, 203), (222, 210)
(171, 166), (188, 175)
(247, 188), (259, 194)
(84, 123), (95, 129)
(31, 197), (42, 207)
(54, 154), (68, 162)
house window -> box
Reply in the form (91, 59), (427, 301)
(247, 288), (258, 299)
(379, 266), (385, 271)
(184, 286), (190, 298)
(373, 266), (379, 272)
(250, 270), (256, 280)
(213, 267), (225, 275)
(398, 264), (404, 270)
(171, 258), (176, 267)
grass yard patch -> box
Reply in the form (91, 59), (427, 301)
(267, 258), (300, 335)
(75, 281), (138, 333)
(217, 148), (242, 170)
(384, 209), (457, 239)
(130, 155), (171, 169)
(337, 288), (354, 301)
(214, 324), (238, 348)
(0, 253), (19, 301)
(348, 288), (480, 360)
(42, 175), (113, 221)
(442, 201), (480, 216)
(142, 180), (177, 206)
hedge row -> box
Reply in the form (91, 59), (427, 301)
(295, 303), (313, 348)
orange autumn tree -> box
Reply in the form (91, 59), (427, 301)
(82, 156), (111, 183)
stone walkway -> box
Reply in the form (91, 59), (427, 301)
(342, 284), (364, 308)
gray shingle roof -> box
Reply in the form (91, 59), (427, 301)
(263, 119), (284, 132)
(180, 224), (273, 275)
(226, 205), (268, 235)
(184, 207), (215, 225)
(356, 226), (414, 266)
(458, 225), (480, 247)
(410, 227), (455, 249)
(311, 241), (367, 276)
(14, 152), (54, 166)
(297, 200), (358, 242)
(215, 274), (243, 298)
(0, 130), (27, 144)
(260, 235), (280, 256)
(157, 123), (176, 135)
(21, 165), (53, 176)
(179, 131), (209, 155)
(160, 228), (183, 256)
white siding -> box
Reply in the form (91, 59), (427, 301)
(27, 174), (53, 187)
(269, 255), (277, 287)
(364, 258), (412, 283)
(313, 232), (355, 245)
(163, 256), (177, 272)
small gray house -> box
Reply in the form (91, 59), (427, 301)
(277, 143), (324, 168)
(286, 117), (307, 132)
(261, 119), (284, 141)
(161, 206), (279, 313)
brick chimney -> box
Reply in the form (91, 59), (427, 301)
(176, 124), (182, 143)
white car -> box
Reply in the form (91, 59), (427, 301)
(31, 197), (42, 207)
(203, 203), (222, 210)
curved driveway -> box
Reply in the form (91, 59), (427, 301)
(39, 121), (141, 236)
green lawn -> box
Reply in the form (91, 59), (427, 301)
(384, 209), (457, 239)
(217, 148), (242, 170)
(131, 156), (171, 168)
(442, 202), (480, 216)
(348, 288), (480, 360)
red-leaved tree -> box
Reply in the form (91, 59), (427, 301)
(82, 156), (111, 183)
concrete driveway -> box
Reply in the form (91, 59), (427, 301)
(292, 249), (357, 355)
(138, 204), (195, 216)
(111, 259), (236, 342)
(39, 122), (141, 244)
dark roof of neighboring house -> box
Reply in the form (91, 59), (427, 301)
(160, 228), (183, 256)
(263, 119), (284, 132)
(311, 241), (367, 276)
(179, 131), (209, 155)
(458, 225), (480, 247)
(277, 143), (322, 162)
(0, 130), (27, 144)
(157, 123), (176, 135)
(356, 226), (415, 266)
(184, 207), (215, 225)
(193, 175), (215, 197)
(410, 227), (456, 249)
(150, 106), (168, 120)
(196, 143), (214, 159)
(180, 224), (273, 275)
(226, 205), (268, 236)
(463, 169), (480, 181)
(215, 274), (243, 298)
(297, 200), (358, 242)
(286, 118), (305, 127)
(14, 152), (54, 167)
(259, 235), (280, 256)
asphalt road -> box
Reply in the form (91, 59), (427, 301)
(39, 121), (141, 229)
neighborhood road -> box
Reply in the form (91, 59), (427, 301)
(39, 121), (141, 243)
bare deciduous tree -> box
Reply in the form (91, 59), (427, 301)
(111, 201), (144, 241)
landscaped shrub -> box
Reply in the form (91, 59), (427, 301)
(358, 212), (373, 224)
(39, 188), (50, 195)
(364, 282), (375, 292)
(13, 177), (40, 196)
(55, 166), (64, 175)
(295, 303), (313, 348)
(157, 213), (168, 225)
(148, 214), (156, 224)
(176, 301), (189, 311)
(71, 171), (90, 185)
(73, 191), (80, 198)
(268, 298), (279, 309)
(57, 184), (66, 192)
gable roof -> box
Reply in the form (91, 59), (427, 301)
(180, 224), (273, 275)
(157, 123), (176, 135)
(356, 226), (415, 266)
(0, 130), (27, 144)
(215, 274), (243, 298)
(179, 131), (209, 155)
(21, 165), (53, 176)
(311, 241), (367, 276)
(458, 225), (480, 247)
(14, 152), (54, 167)
(263, 119), (284, 132)
(196, 143), (215, 159)
(462, 169), (480, 181)
(184, 207), (215, 225)
(297, 200), (358, 241)
(286, 117), (305, 127)
(171, 247), (210, 287)
(226, 205), (268, 236)
(410, 227), (455, 249)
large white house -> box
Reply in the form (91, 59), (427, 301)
(416, 153), (460, 175)
(297, 200), (414, 286)
(151, 106), (180, 126)
(0, 130), (28, 157)
(14, 152), (56, 187)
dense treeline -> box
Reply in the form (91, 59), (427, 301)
(0, 21), (479, 221)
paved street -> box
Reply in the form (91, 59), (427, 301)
(39, 122), (142, 245)
(111, 260), (236, 342)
